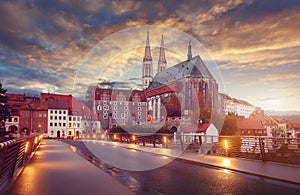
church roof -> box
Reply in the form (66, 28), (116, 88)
(147, 55), (215, 90)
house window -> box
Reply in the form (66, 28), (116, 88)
(50, 122), (53, 127)
(55, 111), (57, 114)
(138, 116), (141, 120)
(44, 114), (47, 117)
(55, 116), (57, 120)
(59, 111), (62, 114)
(51, 131), (54, 135)
(54, 123), (57, 127)
(59, 116), (62, 120)
(112, 114), (117, 119)
(69, 117), (72, 121)
(50, 110), (53, 114)
(59, 123), (61, 127)
(63, 111), (66, 114)
(77, 123), (80, 128)
(63, 116), (66, 120)
(124, 106), (128, 110)
(114, 106), (117, 110)
(103, 114), (108, 119)
(138, 107), (141, 111)
(63, 123), (66, 127)
(138, 112), (141, 116)
(50, 116), (53, 120)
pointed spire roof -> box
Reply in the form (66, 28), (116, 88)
(143, 31), (152, 62)
(158, 34), (167, 64)
(187, 41), (192, 60)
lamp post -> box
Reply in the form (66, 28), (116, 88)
(73, 122), (76, 139)
(38, 124), (41, 133)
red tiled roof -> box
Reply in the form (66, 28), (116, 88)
(181, 123), (210, 133)
(238, 118), (265, 130)
(41, 92), (98, 120)
(48, 99), (68, 110)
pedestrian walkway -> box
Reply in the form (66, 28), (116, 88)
(9, 139), (135, 195)
(97, 140), (300, 185)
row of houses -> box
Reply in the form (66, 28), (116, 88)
(5, 93), (100, 138)
(238, 114), (298, 138)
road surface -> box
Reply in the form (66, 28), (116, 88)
(64, 140), (300, 195)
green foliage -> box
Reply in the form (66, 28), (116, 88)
(0, 83), (11, 132)
(220, 114), (238, 136)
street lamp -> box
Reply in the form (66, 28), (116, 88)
(73, 122), (76, 139)
(38, 124), (41, 133)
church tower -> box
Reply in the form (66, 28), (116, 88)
(157, 34), (167, 73)
(187, 41), (192, 60)
(142, 31), (153, 89)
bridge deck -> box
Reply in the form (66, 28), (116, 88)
(9, 139), (134, 195)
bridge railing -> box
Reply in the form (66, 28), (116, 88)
(81, 132), (300, 164)
(81, 132), (173, 147)
(0, 134), (43, 192)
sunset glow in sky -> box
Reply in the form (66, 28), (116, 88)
(0, 0), (299, 111)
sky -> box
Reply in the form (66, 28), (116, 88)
(0, 0), (299, 111)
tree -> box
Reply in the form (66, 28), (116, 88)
(220, 114), (238, 136)
(0, 83), (10, 133)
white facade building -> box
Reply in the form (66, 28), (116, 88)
(220, 93), (255, 118)
(47, 108), (68, 138)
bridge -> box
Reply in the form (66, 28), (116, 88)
(1, 134), (300, 194)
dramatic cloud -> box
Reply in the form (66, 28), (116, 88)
(0, 0), (299, 111)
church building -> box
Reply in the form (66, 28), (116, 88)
(143, 33), (219, 123)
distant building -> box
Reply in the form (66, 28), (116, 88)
(6, 94), (48, 135)
(94, 88), (147, 130)
(47, 99), (68, 138)
(219, 93), (255, 118)
(41, 93), (100, 138)
(237, 117), (267, 136)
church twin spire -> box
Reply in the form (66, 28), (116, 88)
(143, 31), (152, 62)
(157, 34), (167, 73)
(142, 32), (192, 89)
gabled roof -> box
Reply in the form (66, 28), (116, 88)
(48, 99), (68, 110)
(238, 117), (265, 130)
(148, 55), (215, 90)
